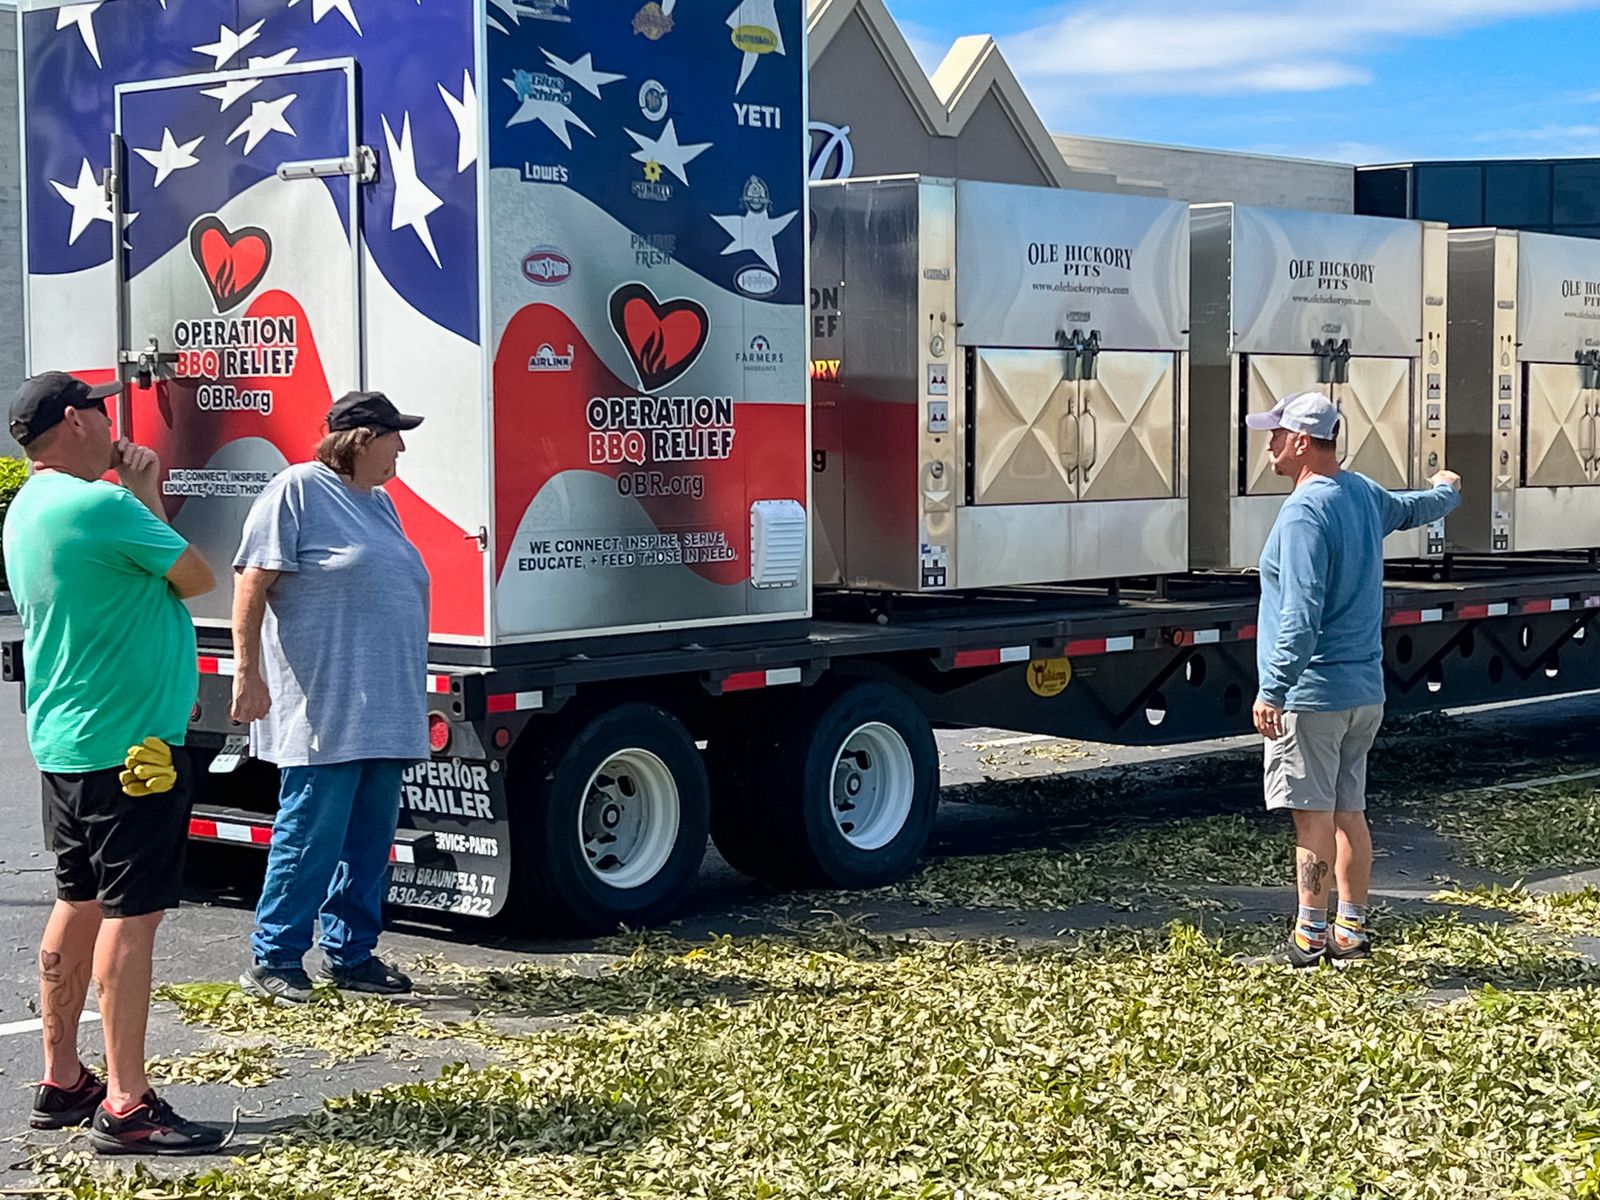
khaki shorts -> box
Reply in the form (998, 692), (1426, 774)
(1263, 705), (1385, 813)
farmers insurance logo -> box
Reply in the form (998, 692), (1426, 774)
(736, 334), (784, 374)
(189, 215), (272, 314)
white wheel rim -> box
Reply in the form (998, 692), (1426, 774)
(578, 749), (681, 889)
(829, 722), (915, 852)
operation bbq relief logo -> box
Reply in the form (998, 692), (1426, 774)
(172, 215), (294, 414)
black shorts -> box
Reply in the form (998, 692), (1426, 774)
(41, 748), (193, 919)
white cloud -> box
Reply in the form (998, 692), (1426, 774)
(1004, 0), (1600, 96)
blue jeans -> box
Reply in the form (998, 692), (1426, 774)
(251, 760), (405, 970)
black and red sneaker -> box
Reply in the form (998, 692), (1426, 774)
(89, 1092), (225, 1156)
(30, 1067), (107, 1130)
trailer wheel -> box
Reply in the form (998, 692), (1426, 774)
(507, 704), (709, 934)
(710, 681), (938, 889)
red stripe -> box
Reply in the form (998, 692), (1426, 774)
(250, 826), (273, 845)
(1064, 638), (1106, 657)
(722, 670), (768, 692)
(1388, 610), (1423, 626)
(189, 818), (218, 839)
(1459, 604), (1490, 620)
(487, 694), (516, 714)
(1523, 598), (1554, 614)
(1238, 625), (1257, 641)
(388, 846), (399, 863)
(197, 656), (220, 675)
(953, 649), (1003, 669)
(428, 674), (451, 694)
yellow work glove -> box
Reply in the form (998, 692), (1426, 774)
(121, 737), (177, 797)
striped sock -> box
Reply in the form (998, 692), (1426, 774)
(1333, 900), (1369, 949)
(1293, 905), (1328, 953)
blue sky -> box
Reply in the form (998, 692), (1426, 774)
(885, 0), (1600, 164)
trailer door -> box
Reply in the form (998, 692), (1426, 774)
(114, 62), (364, 625)
(1522, 362), (1598, 488)
(1335, 357), (1413, 489)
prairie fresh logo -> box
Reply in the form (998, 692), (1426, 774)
(609, 282), (710, 392)
(522, 248), (572, 286)
(189, 215), (272, 314)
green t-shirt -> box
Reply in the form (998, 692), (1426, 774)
(3, 472), (198, 772)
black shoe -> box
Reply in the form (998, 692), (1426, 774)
(30, 1067), (107, 1130)
(1244, 936), (1326, 969)
(89, 1092), (225, 1156)
(1327, 932), (1373, 968)
(239, 962), (315, 1005)
(318, 955), (412, 995)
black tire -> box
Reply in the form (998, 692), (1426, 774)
(709, 681), (938, 890)
(506, 704), (709, 935)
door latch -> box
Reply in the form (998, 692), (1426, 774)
(1055, 328), (1102, 382)
(118, 337), (179, 390)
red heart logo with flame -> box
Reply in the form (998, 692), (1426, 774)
(189, 215), (273, 314)
(608, 283), (710, 392)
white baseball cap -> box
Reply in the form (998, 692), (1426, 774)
(1245, 391), (1341, 441)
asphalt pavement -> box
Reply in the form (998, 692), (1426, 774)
(3, 606), (1600, 1176)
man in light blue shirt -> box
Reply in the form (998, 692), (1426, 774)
(1249, 392), (1461, 968)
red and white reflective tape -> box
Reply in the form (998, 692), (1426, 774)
(1388, 607), (1444, 627)
(1061, 635), (1136, 657)
(1459, 601), (1511, 620)
(952, 645), (1033, 669)
(196, 656), (237, 676)
(1522, 597), (1572, 614)
(722, 666), (804, 692)
(487, 690), (543, 714)
(1238, 625), (1258, 641)
(427, 674), (452, 695)
(188, 817), (416, 864)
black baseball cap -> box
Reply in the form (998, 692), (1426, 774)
(326, 391), (424, 435)
(9, 372), (122, 446)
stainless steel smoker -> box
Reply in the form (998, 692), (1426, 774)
(810, 176), (1191, 592)
(1446, 229), (1600, 554)
(1189, 204), (1449, 569)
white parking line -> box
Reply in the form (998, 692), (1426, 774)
(0, 1011), (101, 1038)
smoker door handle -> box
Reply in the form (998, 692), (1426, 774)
(1059, 403), (1081, 483)
(1080, 402), (1098, 473)
(1335, 399), (1350, 466)
(1585, 403), (1597, 476)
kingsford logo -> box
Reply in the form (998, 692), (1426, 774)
(522, 248), (572, 286)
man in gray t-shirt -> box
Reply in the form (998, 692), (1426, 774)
(230, 392), (430, 1004)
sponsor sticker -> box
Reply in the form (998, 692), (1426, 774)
(632, 2), (674, 39)
(522, 247), (572, 286)
(639, 79), (669, 122)
(736, 266), (779, 297)
(528, 343), (575, 372)
(1027, 658), (1073, 698)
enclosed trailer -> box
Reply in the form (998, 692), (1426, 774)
(1189, 204), (1449, 569)
(1446, 229), (1600, 554)
(17, 0), (809, 655)
(811, 176), (1190, 591)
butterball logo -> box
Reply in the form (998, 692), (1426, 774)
(736, 266), (779, 297)
(522, 248), (571, 286)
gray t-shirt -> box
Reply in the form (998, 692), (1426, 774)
(234, 462), (430, 767)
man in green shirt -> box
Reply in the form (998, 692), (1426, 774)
(5, 372), (222, 1155)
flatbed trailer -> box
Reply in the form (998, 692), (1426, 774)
(12, 560), (1599, 932)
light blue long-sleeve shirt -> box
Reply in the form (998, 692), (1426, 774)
(1257, 473), (1461, 711)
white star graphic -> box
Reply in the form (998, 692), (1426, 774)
(51, 159), (125, 245)
(503, 75), (593, 149)
(541, 50), (624, 99)
(56, 3), (104, 69)
(727, 0), (784, 94)
(227, 93), (298, 156)
(438, 71), (479, 174)
(193, 20), (265, 70)
(200, 50), (300, 112)
(625, 119), (711, 187)
(711, 205), (796, 274)
(133, 128), (204, 189)
(382, 113), (444, 267)
(287, 0), (363, 36)
(487, 0), (519, 25)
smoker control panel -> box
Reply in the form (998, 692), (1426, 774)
(1499, 375), (1514, 402)
(927, 400), (949, 434)
(1498, 404), (1513, 430)
(1425, 403), (1442, 430)
(1427, 373), (1441, 401)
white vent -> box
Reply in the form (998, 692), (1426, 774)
(749, 500), (806, 588)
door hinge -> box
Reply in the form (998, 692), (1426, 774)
(277, 146), (377, 184)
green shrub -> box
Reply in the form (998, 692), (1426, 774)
(0, 457), (30, 593)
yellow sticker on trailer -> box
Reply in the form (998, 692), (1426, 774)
(1027, 657), (1073, 697)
